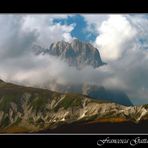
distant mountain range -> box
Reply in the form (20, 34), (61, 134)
(0, 79), (148, 133)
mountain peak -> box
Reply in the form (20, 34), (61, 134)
(47, 39), (105, 69)
(33, 39), (106, 69)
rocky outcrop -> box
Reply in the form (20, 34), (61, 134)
(33, 39), (105, 69)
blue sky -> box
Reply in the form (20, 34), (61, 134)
(53, 15), (97, 42)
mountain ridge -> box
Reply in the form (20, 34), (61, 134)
(0, 79), (147, 133)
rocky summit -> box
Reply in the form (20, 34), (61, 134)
(0, 80), (148, 133)
(34, 39), (105, 69)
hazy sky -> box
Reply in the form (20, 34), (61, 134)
(0, 14), (148, 105)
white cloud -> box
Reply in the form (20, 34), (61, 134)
(21, 15), (75, 47)
(0, 14), (76, 87)
(94, 15), (137, 61)
(83, 14), (148, 104)
(0, 14), (76, 59)
(62, 32), (73, 42)
(82, 14), (109, 33)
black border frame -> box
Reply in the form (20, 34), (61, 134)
(0, 0), (148, 147)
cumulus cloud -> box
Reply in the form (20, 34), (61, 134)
(94, 15), (137, 61)
(0, 14), (76, 86)
(83, 14), (109, 33)
(21, 15), (75, 47)
(0, 15), (75, 59)
(0, 15), (37, 60)
(83, 14), (148, 105)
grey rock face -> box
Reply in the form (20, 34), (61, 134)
(34, 39), (105, 69)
